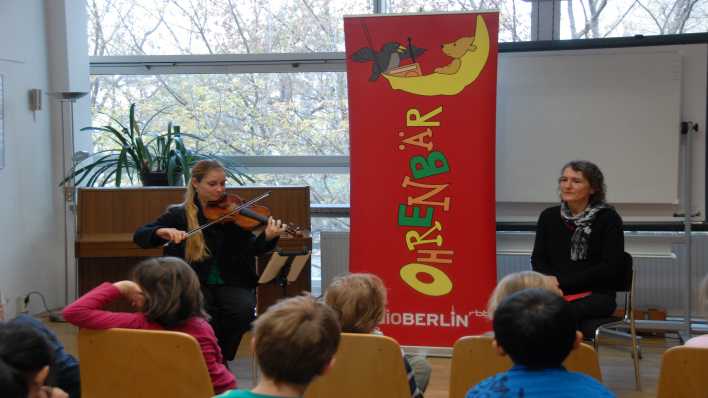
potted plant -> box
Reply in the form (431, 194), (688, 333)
(63, 103), (253, 187)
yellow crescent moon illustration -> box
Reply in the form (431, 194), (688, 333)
(382, 15), (490, 96)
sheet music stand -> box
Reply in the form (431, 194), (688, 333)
(258, 248), (311, 300)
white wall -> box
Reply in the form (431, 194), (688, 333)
(0, 1), (79, 317)
(495, 43), (707, 223)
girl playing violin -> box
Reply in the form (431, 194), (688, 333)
(133, 159), (287, 362)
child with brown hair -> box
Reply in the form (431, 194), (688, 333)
(215, 295), (340, 398)
(0, 322), (69, 398)
(324, 273), (430, 398)
(63, 256), (236, 394)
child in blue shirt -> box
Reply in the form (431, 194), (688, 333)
(466, 288), (615, 398)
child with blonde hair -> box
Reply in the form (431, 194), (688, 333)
(487, 270), (563, 318)
(63, 257), (235, 394)
(324, 273), (430, 397)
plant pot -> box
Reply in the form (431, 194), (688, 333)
(140, 171), (169, 186)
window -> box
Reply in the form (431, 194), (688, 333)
(387, 0), (533, 42)
(560, 0), (707, 39)
(88, 0), (372, 56)
(90, 72), (348, 155)
(89, 72), (350, 192)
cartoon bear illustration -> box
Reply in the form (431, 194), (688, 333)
(434, 36), (477, 75)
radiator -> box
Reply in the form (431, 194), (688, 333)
(320, 231), (350, 292)
(320, 231), (708, 317)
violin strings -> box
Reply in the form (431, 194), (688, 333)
(164, 191), (272, 247)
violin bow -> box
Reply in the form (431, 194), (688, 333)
(163, 191), (272, 247)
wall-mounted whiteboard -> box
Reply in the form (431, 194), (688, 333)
(495, 44), (707, 222)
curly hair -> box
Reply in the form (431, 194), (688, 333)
(560, 160), (607, 204)
(324, 273), (387, 333)
(487, 271), (560, 318)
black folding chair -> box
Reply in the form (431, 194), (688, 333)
(579, 251), (641, 390)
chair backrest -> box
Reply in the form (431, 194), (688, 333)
(304, 333), (410, 398)
(613, 251), (634, 292)
(563, 342), (603, 381)
(657, 345), (708, 398)
(449, 335), (602, 398)
(78, 328), (214, 398)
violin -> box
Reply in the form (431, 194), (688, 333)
(204, 192), (303, 237)
(163, 191), (303, 247)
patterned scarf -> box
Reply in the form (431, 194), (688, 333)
(560, 201), (608, 261)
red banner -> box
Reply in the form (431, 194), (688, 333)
(345, 12), (499, 347)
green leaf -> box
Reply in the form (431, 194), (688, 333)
(74, 102), (254, 187)
(115, 149), (128, 187)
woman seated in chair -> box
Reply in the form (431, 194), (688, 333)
(531, 160), (624, 324)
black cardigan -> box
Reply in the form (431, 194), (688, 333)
(531, 205), (624, 294)
(133, 202), (278, 288)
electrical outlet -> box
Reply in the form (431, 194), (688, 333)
(15, 295), (28, 315)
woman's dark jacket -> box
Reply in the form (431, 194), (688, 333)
(133, 202), (278, 288)
(531, 205), (624, 294)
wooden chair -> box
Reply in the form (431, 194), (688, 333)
(657, 345), (708, 398)
(582, 251), (641, 390)
(78, 328), (214, 398)
(448, 335), (603, 398)
(304, 333), (410, 398)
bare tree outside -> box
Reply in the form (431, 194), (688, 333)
(87, 0), (366, 203)
(562, 0), (707, 39)
(388, 0), (533, 42)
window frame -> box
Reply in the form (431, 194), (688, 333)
(87, 0), (705, 216)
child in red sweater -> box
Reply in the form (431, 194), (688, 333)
(63, 256), (235, 394)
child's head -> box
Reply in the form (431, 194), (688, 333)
(253, 295), (340, 387)
(0, 323), (53, 398)
(487, 271), (561, 318)
(324, 273), (386, 333)
(132, 256), (206, 328)
(493, 288), (580, 369)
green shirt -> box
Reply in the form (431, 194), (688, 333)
(215, 390), (298, 398)
(206, 262), (225, 285)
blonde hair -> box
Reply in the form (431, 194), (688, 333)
(487, 271), (559, 318)
(324, 273), (386, 333)
(183, 160), (224, 263)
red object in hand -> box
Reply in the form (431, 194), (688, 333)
(564, 292), (592, 302)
